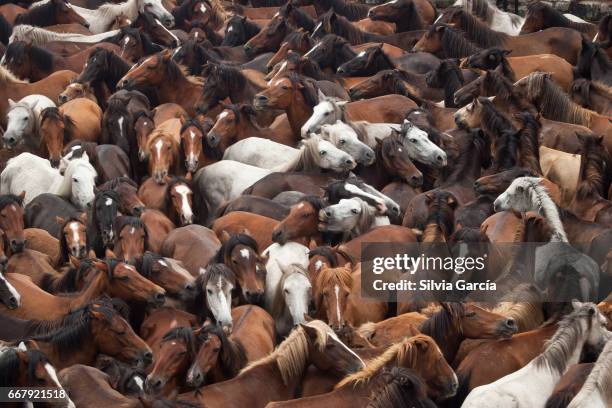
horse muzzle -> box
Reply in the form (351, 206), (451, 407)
(253, 95), (269, 110)
(244, 290), (265, 306)
(10, 239), (25, 254)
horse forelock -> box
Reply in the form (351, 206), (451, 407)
(0, 348), (22, 387)
(420, 302), (464, 341)
(240, 320), (328, 385)
(161, 326), (197, 357)
(314, 264), (352, 296)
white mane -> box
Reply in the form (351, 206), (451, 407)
(569, 340), (612, 407)
(9, 25), (119, 45)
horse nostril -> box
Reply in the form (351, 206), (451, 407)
(324, 210), (332, 217)
(506, 318), (516, 328)
(184, 282), (195, 291)
(154, 292), (166, 303)
(437, 155), (444, 162)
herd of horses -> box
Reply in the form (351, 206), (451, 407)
(0, 0), (610, 406)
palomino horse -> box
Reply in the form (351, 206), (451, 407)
(177, 320), (365, 407)
(186, 305), (275, 386)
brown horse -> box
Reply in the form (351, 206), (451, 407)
(145, 118), (183, 184)
(180, 118), (219, 174)
(0, 66), (76, 124)
(271, 196), (326, 246)
(160, 225), (221, 276)
(269, 334), (457, 407)
(367, 0), (437, 31)
(520, 1), (597, 40)
(113, 216), (149, 265)
(187, 305), (276, 386)
(3, 258), (165, 320)
(139, 177), (195, 226)
(213, 232), (266, 305)
(570, 79), (612, 116)
(213, 211), (279, 252)
(244, 15), (295, 57)
(359, 302), (517, 363)
(23, 300), (152, 369)
(0, 193), (26, 254)
(14, 0), (89, 27)
(177, 320), (364, 408)
(59, 81), (98, 105)
(118, 51), (203, 116)
(437, 8), (582, 64)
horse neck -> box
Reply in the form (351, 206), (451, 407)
(576, 155), (606, 200)
(499, 58), (515, 81)
(35, 332), (98, 369)
(286, 95), (313, 138)
(69, 269), (109, 310)
(422, 223), (446, 243)
(443, 74), (463, 107)
(531, 187), (567, 243)
(238, 358), (304, 399)
(219, 337), (246, 377)
(444, 146), (483, 185)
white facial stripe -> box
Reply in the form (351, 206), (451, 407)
(133, 376), (144, 391)
(117, 116), (124, 136)
(189, 129), (196, 140)
(174, 184), (193, 220)
(218, 111), (229, 120)
(334, 284), (341, 323)
(44, 363), (62, 389)
(304, 40), (321, 57)
(155, 18), (180, 44)
(69, 222), (80, 244)
(155, 139), (164, 159)
(344, 183), (384, 206)
(105, 197), (113, 206)
(227, 25), (233, 32)
(130, 227), (136, 234)
(315, 260), (323, 271)
(357, 50), (366, 57)
(239, 248), (250, 260)
(0, 273), (20, 306)
(199, 4), (207, 13)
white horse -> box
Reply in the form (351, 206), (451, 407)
(4, 95), (55, 150)
(197, 264), (234, 329)
(462, 301), (609, 408)
(222, 135), (356, 172)
(30, 0), (173, 34)
(327, 178), (401, 218)
(568, 339), (612, 408)
(9, 25), (119, 45)
(302, 95), (446, 167)
(318, 121), (375, 165)
(319, 197), (389, 240)
(451, 0), (525, 35)
(267, 262), (311, 338)
(194, 160), (272, 224)
(1, 152), (97, 209)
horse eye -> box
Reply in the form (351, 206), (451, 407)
(73, 178), (78, 182)
(22, 117), (28, 122)
(410, 138), (417, 143)
(207, 289), (213, 295)
(324, 112), (330, 116)
(350, 209), (359, 214)
(281, 85), (289, 90)
(284, 289), (289, 294)
(118, 331), (126, 336)
(465, 312), (476, 317)
(339, 139), (345, 144)
(319, 151), (326, 156)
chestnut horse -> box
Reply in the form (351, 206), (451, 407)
(145, 118), (183, 184)
(139, 177), (195, 226)
(0, 193), (26, 254)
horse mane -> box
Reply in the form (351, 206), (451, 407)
(162, 55), (203, 86)
(15, 0), (60, 26)
(522, 72), (596, 127)
(114, 216), (149, 250)
(424, 191), (456, 239)
(279, 2), (315, 32)
(56, 153), (97, 199)
(446, 7), (507, 48)
(284, 30), (313, 50)
(314, 264), (352, 300)
(241, 320), (329, 385)
(367, 367), (436, 408)
(287, 72), (320, 108)
(324, 0), (369, 21)
(350, 197), (378, 237)
(533, 303), (598, 376)
(0, 348), (22, 386)
(576, 133), (611, 199)
(0, 65), (28, 84)
(526, 1), (593, 34)
(194, 264), (236, 320)
(285, 51), (332, 82)
(100, 176), (139, 191)
(213, 233), (259, 264)
(598, 14), (612, 47)
(513, 111), (542, 175)
(420, 302), (464, 343)
(379, 70), (422, 103)
(493, 283), (543, 331)
(0, 194), (24, 212)
(365, 46), (397, 71)
(319, 10), (372, 44)
(337, 334), (435, 388)
(0, 14), (11, 45)
(40, 107), (75, 143)
(309, 246), (339, 268)
(477, 96), (516, 136)
(204, 0), (228, 30)
(161, 326), (198, 358)
(571, 340), (612, 404)
(277, 135), (327, 172)
(26, 302), (115, 357)
(435, 24), (481, 58)
(197, 323), (247, 378)
(519, 177), (568, 242)
(573, 79), (612, 108)
(459, 0), (494, 24)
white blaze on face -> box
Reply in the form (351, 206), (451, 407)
(105, 197), (113, 206)
(239, 248), (250, 260)
(315, 260), (323, 271)
(200, 3), (207, 13)
(227, 25), (233, 32)
(357, 50), (366, 58)
(334, 284), (341, 323)
(155, 18), (180, 45)
(329, 331), (365, 368)
(155, 139), (164, 160)
(117, 116), (124, 137)
(133, 376), (144, 392)
(0, 272), (20, 306)
(218, 111), (229, 121)
(174, 184), (193, 221)
(304, 39), (321, 58)
(69, 222), (80, 244)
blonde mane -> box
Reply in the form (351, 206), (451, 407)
(492, 284), (544, 331)
(239, 320), (329, 385)
(335, 334), (435, 388)
(0, 65), (29, 84)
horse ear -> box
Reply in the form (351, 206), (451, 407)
(160, 49), (173, 61)
(303, 314), (314, 322)
(69, 255), (81, 269)
(88, 249), (96, 258)
(424, 191), (434, 204)
(92, 259), (108, 271)
(18, 191), (26, 202)
(446, 194), (457, 209)
(345, 262), (352, 270)
(105, 248), (116, 258)
(317, 89), (326, 102)
(571, 299), (583, 310)
(17, 341), (27, 352)
(79, 212), (88, 224)
(300, 322), (319, 340)
(240, 227), (252, 237)
(8, 99), (16, 108)
(219, 230), (231, 243)
(55, 216), (66, 225)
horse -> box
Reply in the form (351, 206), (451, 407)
(177, 320), (364, 407)
(513, 72), (612, 152)
(212, 211), (279, 253)
(266, 30), (315, 71)
(1, 152), (96, 209)
(436, 8), (582, 64)
(244, 15), (295, 57)
(186, 305), (275, 386)
(146, 118), (182, 184)
(216, 195), (289, 221)
(171, 0), (226, 32)
(212, 232), (266, 305)
(0, 65), (76, 122)
(570, 79), (612, 116)
(294, 0), (370, 22)
(367, 0), (437, 31)
(139, 177), (194, 225)
(67, 0), (173, 34)
(567, 337), (612, 407)
(160, 225), (221, 276)
(413, 24), (482, 59)
(130, 10), (180, 48)
(107, 27), (163, 63)
(222, 15), (260, 47)
(118, 50), (203, 116)
(21, 300), (153, 369)
(15, 0), (89, 28)
(452, 0), (524, 35)
(9, 24), (120, 46)
(191, 263), (236, 328)
(3, 94), (55, 151)
(0, 345), (76, 408)
(575, 38), (612, 86)
(59, 82), (98, 104)
(57, 215), (89, 262)
(179, 118), (220, 174)
(520, 1), (597, 40)
(113, 216), (148, 265)
(463, 302), (608, 407)
(460, 47), (574, 91)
